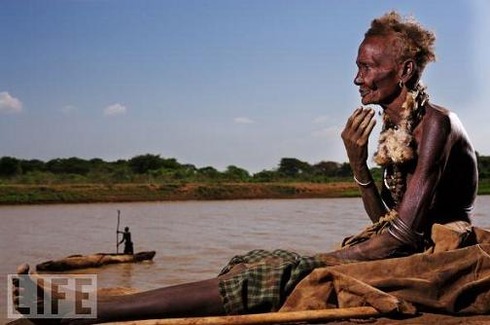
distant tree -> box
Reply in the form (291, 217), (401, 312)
(46, 159), (63, 174)
(46, 157), (91, 175)
(161, 158), (181, 170)
(278, 158), (312, 177)
(197, 166), (220, 180)
(477, 152), (490, 179)
(223, 165), (250, 181)
(20, 159), (46, 174)
(0, 156), (22, 177)
(128, 154), (166, 174)
(87, 158), (110, 173)
(312, 161), (342, 177)
(337, 162), (353, 177)
(253, 170), (279, 182)
(163, 164), (197, 181)
(113, 159), (129, 166)
(181, 164), (197, 173)
(89, 158), (105, 166)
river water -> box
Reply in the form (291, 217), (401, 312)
(2, 196), (490, 323)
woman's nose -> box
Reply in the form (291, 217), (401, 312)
(354, 70), (363, 85)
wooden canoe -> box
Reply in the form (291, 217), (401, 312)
(35, 251), (156, 271)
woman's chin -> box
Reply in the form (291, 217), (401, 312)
(360, 97), (372, 105)
(360, 95), (379, 106)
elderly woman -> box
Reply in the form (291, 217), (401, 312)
(327, 11), (478, 260)
(13, 11), (477, 323)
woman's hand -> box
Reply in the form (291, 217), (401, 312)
(326, 231), (415, 261)
(341, 107), (376, 171)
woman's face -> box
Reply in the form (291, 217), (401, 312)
(354, 35), (402, 106)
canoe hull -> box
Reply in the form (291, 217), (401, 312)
(36, 251), (156, 271)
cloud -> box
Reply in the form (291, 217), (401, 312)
(104, 103), (127, 116)
(234, 117), (254, 124)
(311, 126), (341, 138)
(312, 115), (330, 124)
(0, 91), (23, 114)
(60, 105), (77, 115)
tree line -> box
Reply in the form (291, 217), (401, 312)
(0, 154), (355, 184)
(0, 153), (489, 185)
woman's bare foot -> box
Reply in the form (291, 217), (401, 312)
(12, 263), (68, 324)
(12, 263), (38, 315)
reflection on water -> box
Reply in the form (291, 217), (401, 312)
(2, 196), (490, 322)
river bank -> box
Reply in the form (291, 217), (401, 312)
(2, 180), (489, 205)
(0, 182), (361, 205)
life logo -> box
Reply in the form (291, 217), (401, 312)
(7, 274), (97, 319)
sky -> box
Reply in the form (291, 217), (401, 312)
(1, 0), (489, 173)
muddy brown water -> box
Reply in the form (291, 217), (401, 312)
(2, 197), (490, 323)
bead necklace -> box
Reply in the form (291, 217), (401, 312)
(374, 84), (428, 207)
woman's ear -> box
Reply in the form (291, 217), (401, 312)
(401, 59), (417, 84)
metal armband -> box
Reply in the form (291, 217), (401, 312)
(387, 217), (424, 248)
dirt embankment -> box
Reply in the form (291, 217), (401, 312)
(0, 182), (360, 205)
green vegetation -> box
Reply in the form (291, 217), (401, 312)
(0, 153), (489, 204)
(0, 155), (355, 185)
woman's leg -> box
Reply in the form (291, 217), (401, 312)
(13, 264), (226, 324)
(97, 278), (226, 322)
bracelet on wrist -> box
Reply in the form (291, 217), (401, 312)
(353, 175), (373, 187)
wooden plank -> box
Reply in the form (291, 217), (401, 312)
(102, 307), (380, 325)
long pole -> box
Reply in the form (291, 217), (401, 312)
(101, 307), (380, 325)
(116, 210), (121, 254)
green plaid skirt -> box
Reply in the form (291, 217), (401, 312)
(218, 249), (326, 314)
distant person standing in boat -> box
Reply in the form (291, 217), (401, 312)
(118, 226), (134, 255)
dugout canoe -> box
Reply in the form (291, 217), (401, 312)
(35, 251), (156, 271)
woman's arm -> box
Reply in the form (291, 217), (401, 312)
(326, 107), (456, 261)
(341, 107), (387, 222)
(396, 108), (453, 234)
